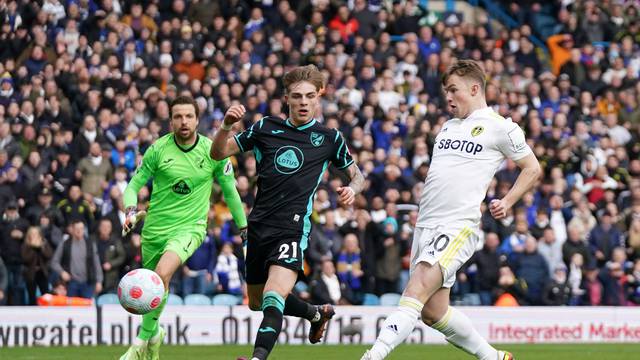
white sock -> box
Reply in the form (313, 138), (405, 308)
(133, 337), (147, 346)
(432, 306), (497, 360)
(369, 296), (423, 359)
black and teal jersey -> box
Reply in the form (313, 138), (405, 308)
(234, 116), (353, 240)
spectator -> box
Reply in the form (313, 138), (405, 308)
(21, 226), (53, 305)
(599, 248), (629, 306)
(589, 211), (624, 266)
(25, 187), (63, 227)
(567, 198), (597, 240)
(582, 263), (603, 306)
(499, 218), (530, 260)
(110, 137), (136, 173)
(19, 151), (47, 198)
(562, 225), (591, 268)
(122, 233), (143, 275)
(542, 265), (571, 306)
(310, 259), (353, 305)
(627, 217), (640, 260)
(76, 142), (113, 200)
(538, 227), (564, 275)
(336, 233), (364, 305)
(0, 256), (7, 305)
(0, 200), (28, 305)
(567, 253), (586, 305)
(0, 167), (27, 210)
(464, 232), (502, 305)
(51, 220), (103, 298)
(512, 236), (549, 305)
(329, 5), (359, 44)
(495, 264), (528, 305)
(626, 259), (640, 305)
(374, 217), (403, 295)
(91, 219), (125, 294)
(49, 147), (76, 199)
(38, 212), (63, 249)
(57, 185), (94, 228)
(183, 233), (218, 297)
(215, 242), (242, 296)
(529, 208), (550, 240)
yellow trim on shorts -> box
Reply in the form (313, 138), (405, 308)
(440, 227), (473, 267)
(438, 227), (468, 266)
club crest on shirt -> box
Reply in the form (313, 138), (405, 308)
(471, 126), (484, 137)
(310, 132), (325, 147)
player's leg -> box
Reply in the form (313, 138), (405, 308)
(247, 283), (265, 311)
(120, 241), (167, 360)
(247, 280), (327, 343)
(424, 288), (508, 360)
(251, 265), (297, 360)
(422, 227), (511, 360)
(364, 262), (443, 360)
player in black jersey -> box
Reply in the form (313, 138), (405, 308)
(212, 65), (365, 359)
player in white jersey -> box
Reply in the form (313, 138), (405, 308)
(362, 60), (541, 360)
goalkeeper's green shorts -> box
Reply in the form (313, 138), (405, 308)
(141, 226), (206, 270)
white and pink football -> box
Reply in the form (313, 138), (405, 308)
(117, 269), (165, 315)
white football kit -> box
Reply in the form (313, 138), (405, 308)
(412, 107), (533, 287)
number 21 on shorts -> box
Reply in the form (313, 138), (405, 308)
(278, 242), (298, 259)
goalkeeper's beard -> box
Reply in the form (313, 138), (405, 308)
(175, 128), (196, 144)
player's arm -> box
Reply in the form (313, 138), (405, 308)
(214, 158), (248, 231)
(337, 162), (365, 206)
(122, 145), (157, 234)
(331, 129), (362, 206)
(490, 153), (541, 219)
(210, 105), (246, 160)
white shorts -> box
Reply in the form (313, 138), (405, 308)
(410, 225), (479, 288)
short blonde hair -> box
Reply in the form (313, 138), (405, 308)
(441, 59), (486, 91)
(282, 65), (325, 94)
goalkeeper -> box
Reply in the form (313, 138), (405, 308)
(120, 96), (247, 360)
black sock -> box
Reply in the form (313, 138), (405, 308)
(284, 293), (319, 322)
(253, 306), (283, 359)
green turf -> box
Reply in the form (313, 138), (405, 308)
(0, 343), (639, 359)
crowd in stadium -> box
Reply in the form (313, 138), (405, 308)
(0, 0), (639, 308)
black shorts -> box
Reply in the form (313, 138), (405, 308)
(245, 222), (305, 285)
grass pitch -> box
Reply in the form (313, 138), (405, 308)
(0, 343), (638, 359)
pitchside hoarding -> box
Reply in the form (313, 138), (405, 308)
(1, 306), (640, 346)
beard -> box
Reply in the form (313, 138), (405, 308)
(175, 128), (196, 143)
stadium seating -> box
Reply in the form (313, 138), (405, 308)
(184, 294), (212, 306)
(379, 293), (402, 306)
(362, 293), (381, 306)
(212, 294), (242, 306)
(462, 293), (482, 306)
(166, 294), (184, 305)
(96, 293), (120, 306)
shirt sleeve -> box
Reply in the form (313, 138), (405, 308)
(496, 122), (532, 161)
(331, 129), (354, 169)
(123, 144), (158, 209)
(214, 158), (248, 229)
(233, 118), (265, 153)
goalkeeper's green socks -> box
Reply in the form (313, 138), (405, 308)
(138, 291), (168, 341)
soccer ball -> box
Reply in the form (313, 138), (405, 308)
(118, 269), (165, 315)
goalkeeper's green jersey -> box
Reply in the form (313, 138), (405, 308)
(124, 133), (246, 239)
